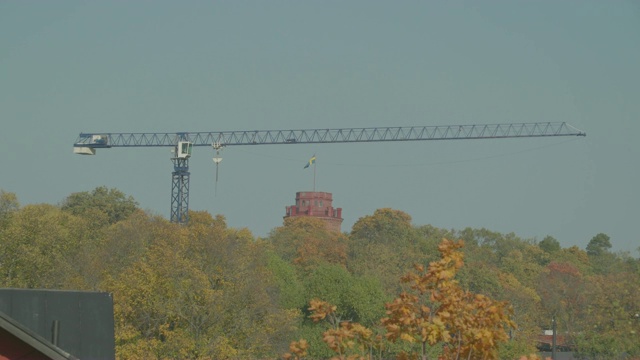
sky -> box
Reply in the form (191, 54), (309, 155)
(1, 1), (638, 253)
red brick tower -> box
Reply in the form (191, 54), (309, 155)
(284, 191), (343, 232)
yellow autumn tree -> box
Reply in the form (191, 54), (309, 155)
(381, 239), (515, 360)
(285, 239), (516, 360)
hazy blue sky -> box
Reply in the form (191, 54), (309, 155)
(1, 1), (638, 252)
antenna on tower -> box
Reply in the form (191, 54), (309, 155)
(212, 142), (224, 196)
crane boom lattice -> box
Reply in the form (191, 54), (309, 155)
(74, 122), (585, 148)
(73, 122), (586, 223)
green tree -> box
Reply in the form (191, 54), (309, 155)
(462, 240), (544, 356)
(0, 190), (19, 228)
(350, 208), (416, 247)
(586, 233), (612, 257)
(61, 186), (138, 226)
(585, 233), (622, 275)
(500, 246), (548, 290)
(349, 209), (423, 296)
(497, 272), (542, 357)
(304, 262), (385, 326)
(538, 235), (560, 254)
(574, 271), (640, 359)
(266, 252), (306, 310)
(348, 241), (407, 296)
(457, 260), (503, 299)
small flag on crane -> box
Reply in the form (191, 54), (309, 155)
(304, 155), (316, 169)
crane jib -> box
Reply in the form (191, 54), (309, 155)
(74, 122), (586, 149)
(72, 121), (586, 224)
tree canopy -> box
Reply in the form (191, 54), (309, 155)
(586, 233), (612, 257)
(61, 186), (139, 225)
(1, 187), (638, 359)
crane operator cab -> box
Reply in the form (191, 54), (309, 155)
(91, 135), (108, 145)
(176, 141), (193, 158)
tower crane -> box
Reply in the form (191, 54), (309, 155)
(73, 122), (586, 224)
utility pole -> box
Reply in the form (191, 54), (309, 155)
(552, 315), (557, 360)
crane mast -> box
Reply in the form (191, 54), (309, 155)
(73, 122), (586, 224)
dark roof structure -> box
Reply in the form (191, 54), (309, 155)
(0, 310), (77, 360)
(0, 288), (115, 359)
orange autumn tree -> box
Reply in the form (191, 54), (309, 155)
(284, 239), (516, 360)
(381, 239), (515, 360)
